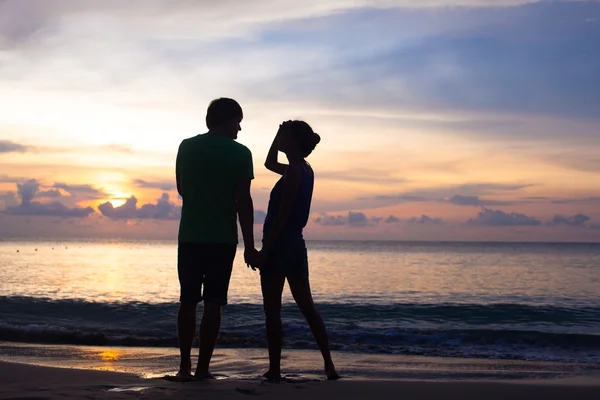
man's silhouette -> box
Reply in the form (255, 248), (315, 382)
(175, 98), (257, 380)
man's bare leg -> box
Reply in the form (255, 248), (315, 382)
(177, 301), (197, 379)
(195, 301), (222, 379)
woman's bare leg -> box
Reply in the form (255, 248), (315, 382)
(287, 276), (340, 380)
(261, 275), (286, 381)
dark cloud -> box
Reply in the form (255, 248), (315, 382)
(384, 215), (401, 224)
(384, 214), (442, 224)
(314, 214), (347, 226)
(254, 209), (267, 224)
(17, 179), (39, 205)
(549, 214), (591, 226)
(347, 211), (372, 227)
(0, 140), (27, 153)
(407, 215), (443, 224)
(5, 201), (95, 218)
(467, 208), (541, 227)
(98, 193), (181, 220)
(37, 189), (62, 198)
(314, 211), (381, 227)
(0, 191), (19, 209)
(3, 179), (94, 218)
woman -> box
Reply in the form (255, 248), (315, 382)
(255, 120), (339, 382)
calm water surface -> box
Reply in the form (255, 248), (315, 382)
(1, 240), (599, 363)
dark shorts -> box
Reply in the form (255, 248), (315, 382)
(178, 242), (237, 305)
(260, 241), (309, 278)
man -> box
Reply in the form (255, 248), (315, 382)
(175, 97), (257, 380)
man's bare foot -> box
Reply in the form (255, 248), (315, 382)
(165, 370), (195, 382)
(262, 370), (282, 383)
(194, 370), (216, 380)
(325, 364), (341, 380)
(170, 359), (193, 381)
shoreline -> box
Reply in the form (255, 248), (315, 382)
(2, 360), (600, 400)
(2, 342), (600, 381)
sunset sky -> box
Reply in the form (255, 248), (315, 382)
(1, 0), (599, 241)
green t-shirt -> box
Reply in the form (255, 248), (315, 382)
(176, 134), (254, 244)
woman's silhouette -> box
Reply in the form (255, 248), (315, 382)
(255, 120), (339, 382)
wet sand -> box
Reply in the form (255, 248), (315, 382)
(2, 360), (600, 400)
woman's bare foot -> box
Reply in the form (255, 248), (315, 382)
(262, 370), (283, 383)
(325, 363), (340, 380)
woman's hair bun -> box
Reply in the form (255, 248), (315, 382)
(313, 132), (321, 146)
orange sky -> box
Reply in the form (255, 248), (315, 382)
(1, 0), (599, 241)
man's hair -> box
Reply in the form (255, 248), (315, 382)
(206, 98), (243, 130)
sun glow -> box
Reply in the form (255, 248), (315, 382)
(107, 191), (131, 207)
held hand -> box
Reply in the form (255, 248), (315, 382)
(244, 248), (259, 271)
(254, 249), (267, 270)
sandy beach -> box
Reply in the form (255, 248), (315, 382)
(2, 360), (600, 400)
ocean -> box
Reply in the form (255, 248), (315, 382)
(1, 239), (599, 370)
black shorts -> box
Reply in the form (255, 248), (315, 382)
(178, 242), (237, 305)
(260, 240), (309, 278)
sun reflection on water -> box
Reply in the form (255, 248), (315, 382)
(98, 349), (121, 362)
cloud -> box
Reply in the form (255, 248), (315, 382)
(314, 214), (347, 226)
(364, 183), (531, 207)
(314, 211), (381, 227)
(0, 191), (19, 210)
(133, 179), (176, 191)
(53, 182), (106, 198)
(98, 192), (181, 220)
(549, 214), (591, 226)
(547, 152), (600, 173)
(384, 214), (442, 224)
(318, 170), (406, 185)
(0, 140), (27, 153)
(467, 208), (541, 227)
(407, 215), (443, 224)
(0, 0), (553, 45)
(37, 189), (62, 198)
(384, 215), (401, 224)
(3, 179), (94, 217)
(0, 175), (23, 183)
(5, 201), (95, 218)
(347, 211), (372, 227)
(17, 179), (39, 205)
(254, 209), (267, 224)
(550, 197), (600, 205)
(302, 2), (600, 122)
(448, 195), (515, 207)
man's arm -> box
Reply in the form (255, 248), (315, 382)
(175, 142), (183, 197)
(235, 177), (255, 258)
